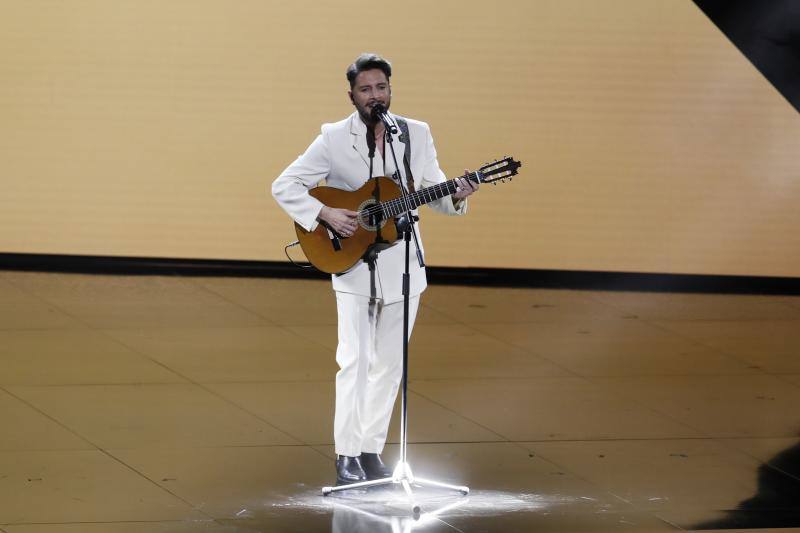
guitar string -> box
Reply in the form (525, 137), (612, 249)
(359, 172), (477, 218)
(357, 157), (519, 219)
(358, 167), (516, 218)
(360, 180), (458, 218)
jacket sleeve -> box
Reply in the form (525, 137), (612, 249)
(418, 123), (467, 216)
(271, 131), (331, 232)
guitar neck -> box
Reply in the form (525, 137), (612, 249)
(380, 171), (479, 218)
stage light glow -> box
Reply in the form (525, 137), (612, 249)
(268, 485), (565, 522)
(328, 498), (469, 532)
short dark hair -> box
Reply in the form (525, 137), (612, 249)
(346, 53), (392, 88)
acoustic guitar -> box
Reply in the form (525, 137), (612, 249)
(295, 156), (521, 274)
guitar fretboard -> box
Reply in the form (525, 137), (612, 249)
(379, 171), (480, 218)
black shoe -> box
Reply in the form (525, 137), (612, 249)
(335, 455), (367, 485)
(360, 452), (393, 480)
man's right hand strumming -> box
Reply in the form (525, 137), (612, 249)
(318, 206), (359, 237)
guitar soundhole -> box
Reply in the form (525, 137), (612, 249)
(357, 199), (387, 231)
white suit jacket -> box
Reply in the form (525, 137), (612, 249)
(272, 111), (466, 303)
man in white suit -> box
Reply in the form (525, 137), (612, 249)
(272, 53), (478, 485)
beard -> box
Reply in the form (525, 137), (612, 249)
(356, 99), (391, 126)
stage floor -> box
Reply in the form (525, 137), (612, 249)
(1, 270), (799, 532)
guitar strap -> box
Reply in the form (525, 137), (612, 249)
(395, 117), (415, 193)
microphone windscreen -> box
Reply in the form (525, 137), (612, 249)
(370, 103), (386, 121)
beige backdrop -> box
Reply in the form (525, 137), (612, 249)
(1, 0), (799, 276)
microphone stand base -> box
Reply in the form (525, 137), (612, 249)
(321, 461), (469, 514)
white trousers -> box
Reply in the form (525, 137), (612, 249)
(333, 291), (420, 457)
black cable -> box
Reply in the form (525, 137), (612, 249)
(284, 241), (313, 269)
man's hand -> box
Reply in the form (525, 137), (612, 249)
(318, 206), (359, 237)
(453, 170), (479, 200)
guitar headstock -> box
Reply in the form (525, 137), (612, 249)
(476, 156), (521, 184)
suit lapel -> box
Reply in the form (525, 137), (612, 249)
(350, 113), (371, 170)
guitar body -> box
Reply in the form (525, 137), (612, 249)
(295, 176), (402, 274)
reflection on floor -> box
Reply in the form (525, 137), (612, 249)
(1, 270), (800, 532)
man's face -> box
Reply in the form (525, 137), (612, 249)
(348, 69), (391, 125)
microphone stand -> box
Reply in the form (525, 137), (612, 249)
(322, 110), (469, 514)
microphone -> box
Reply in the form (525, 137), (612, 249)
(370, 103), (398, 134)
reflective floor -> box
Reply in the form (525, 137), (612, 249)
(1, 270), (800, 532)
